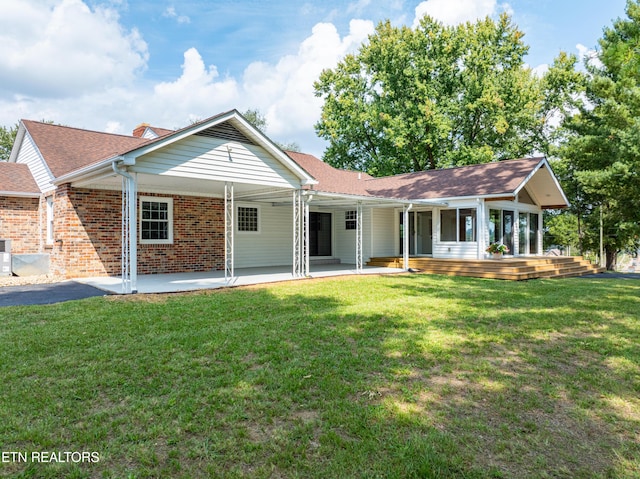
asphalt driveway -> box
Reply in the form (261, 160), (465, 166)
(0, 281), (107, 307)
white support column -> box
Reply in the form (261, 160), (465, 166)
(403, 204), (412, 270)
(304, 196), (310, 276)
(117, 167), (137, 294)
(476, 198), (485, 260)
(225, 182), (234, 283)
(293, 190), (301, 277)
(121, 175), (130, 294)
(355, 201), (363, 273)
(129, 173), (137, 293)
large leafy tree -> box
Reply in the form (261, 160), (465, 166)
(314, 14), (580, 176)
(0, 123), (18, 161)
(558, 0), (640, 269)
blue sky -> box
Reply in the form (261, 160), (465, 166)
(0, 0), (630, 156)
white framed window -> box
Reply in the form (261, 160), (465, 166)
(440, 208), (476, 242)
(237, 206), (260, 233)
(140, 196), (173, 244)
(345, 210), (357, 230)
(46, 196), (54, 245)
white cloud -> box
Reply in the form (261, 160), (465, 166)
(0, 2), (374, 156)
(413, 0), (511, 26)
(576, 43), (603, 69)
(163, 6), (191, 24)
(0, 0), (148, 98)
(241, 19), (374, 143)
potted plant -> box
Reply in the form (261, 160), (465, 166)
(486, 242), (509, 258)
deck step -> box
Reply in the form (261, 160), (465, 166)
(366, 256), (605, 280)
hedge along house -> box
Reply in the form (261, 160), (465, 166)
(2, 110), (570, 293)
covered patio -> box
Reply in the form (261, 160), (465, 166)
(75, 263), (405, 294)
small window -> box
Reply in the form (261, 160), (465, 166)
(345, 210), (357, 230)
(238, 206), (259, 232)
(459, 208), (476, 242)
(140, 197), (173, 244)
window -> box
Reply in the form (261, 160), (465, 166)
(489, 209), (501, 244)
(237, 206), (259, 232)
(140, 197), (173, 244)
(440, 210), (457, 241)
(46, 196), (54, 245)
(345, 210), (357, 230)
(440, 208), (476, 242)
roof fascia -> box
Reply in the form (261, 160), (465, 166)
(0, 191), (40, 198)
(53, 156), (119, 185)
(513, 157), (570, 208)
(307, 190), (448, 207)
(8, 123), (26, 163)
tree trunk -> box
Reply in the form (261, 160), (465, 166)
(605, 248), (617, 271)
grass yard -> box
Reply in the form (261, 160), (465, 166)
(0, 273), (639, 478)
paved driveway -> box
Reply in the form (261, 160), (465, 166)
(0, 281), (107, 307)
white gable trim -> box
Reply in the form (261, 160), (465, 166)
(513, 158), (570, 208)
(121, 110), (317, 187)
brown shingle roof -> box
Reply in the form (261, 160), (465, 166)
(286, 151), (374, 196)
(287, 152), (545, 201)
(0, 162), (40, 195)
(22, 120), (149, 178)
(366, 157), (545, 200)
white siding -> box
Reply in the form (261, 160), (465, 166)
(331, 207), (372, 265)
(371, 208), (396, 257)
(134, 136), (301, 189)
(16, 133), (52, 193)
(432, 200), (481, 259)
(234, 203), (293, 268)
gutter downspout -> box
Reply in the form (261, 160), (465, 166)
(112, 161), (137, 294)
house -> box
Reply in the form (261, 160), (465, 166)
(1, 110), (569, 293)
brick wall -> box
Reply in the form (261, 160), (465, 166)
(50, 185), (225, 278)
(0, 196), (40, 254)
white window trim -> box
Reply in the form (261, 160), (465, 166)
(236, 204), (261, 234)
(439, 208), (477, 243)
(45, 196), (54, 245)
(139, 196), (174, 245)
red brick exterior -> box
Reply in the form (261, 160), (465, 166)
(0, 197), (40, 254)
(48, 185), (225, 278)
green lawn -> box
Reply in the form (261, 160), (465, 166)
(1, 274), (639, 478)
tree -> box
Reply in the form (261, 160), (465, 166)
(241, 109), (301, 152)
(314, 14), (581, 176)
(0, 123), (18, 161)
(558, 0), (640, 269)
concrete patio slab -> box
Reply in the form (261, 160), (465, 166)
(74, 264), (405, 294)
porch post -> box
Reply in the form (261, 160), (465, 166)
(355, 201), (363, 273)
(304, 195), (310, 276)
(293, 190), (300, 277)
(118, 169), (137, 294)
(476, 198), (485, 260)
(225, 182), (234, 283)
(403, 204), (412, 270)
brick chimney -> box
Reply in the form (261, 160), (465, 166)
(132, 123), (150, 138)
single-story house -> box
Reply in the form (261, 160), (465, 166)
(1, 110), (569, 293)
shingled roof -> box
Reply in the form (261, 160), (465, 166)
(365, 157), (545, 200)
(0, 162), (40, 196)
(287, 152), (547, 202)
(22, 120), (149, 178)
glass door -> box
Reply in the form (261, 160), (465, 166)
(309, 212), (332, 256)
(416, 211), (433, 255)
(503, 210), (514, 254)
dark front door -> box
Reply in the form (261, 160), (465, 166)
(309, 212), (332, 256)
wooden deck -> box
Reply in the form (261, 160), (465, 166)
(366, 256), (605, 280)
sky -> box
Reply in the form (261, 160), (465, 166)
(0, 0), (631, 157)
